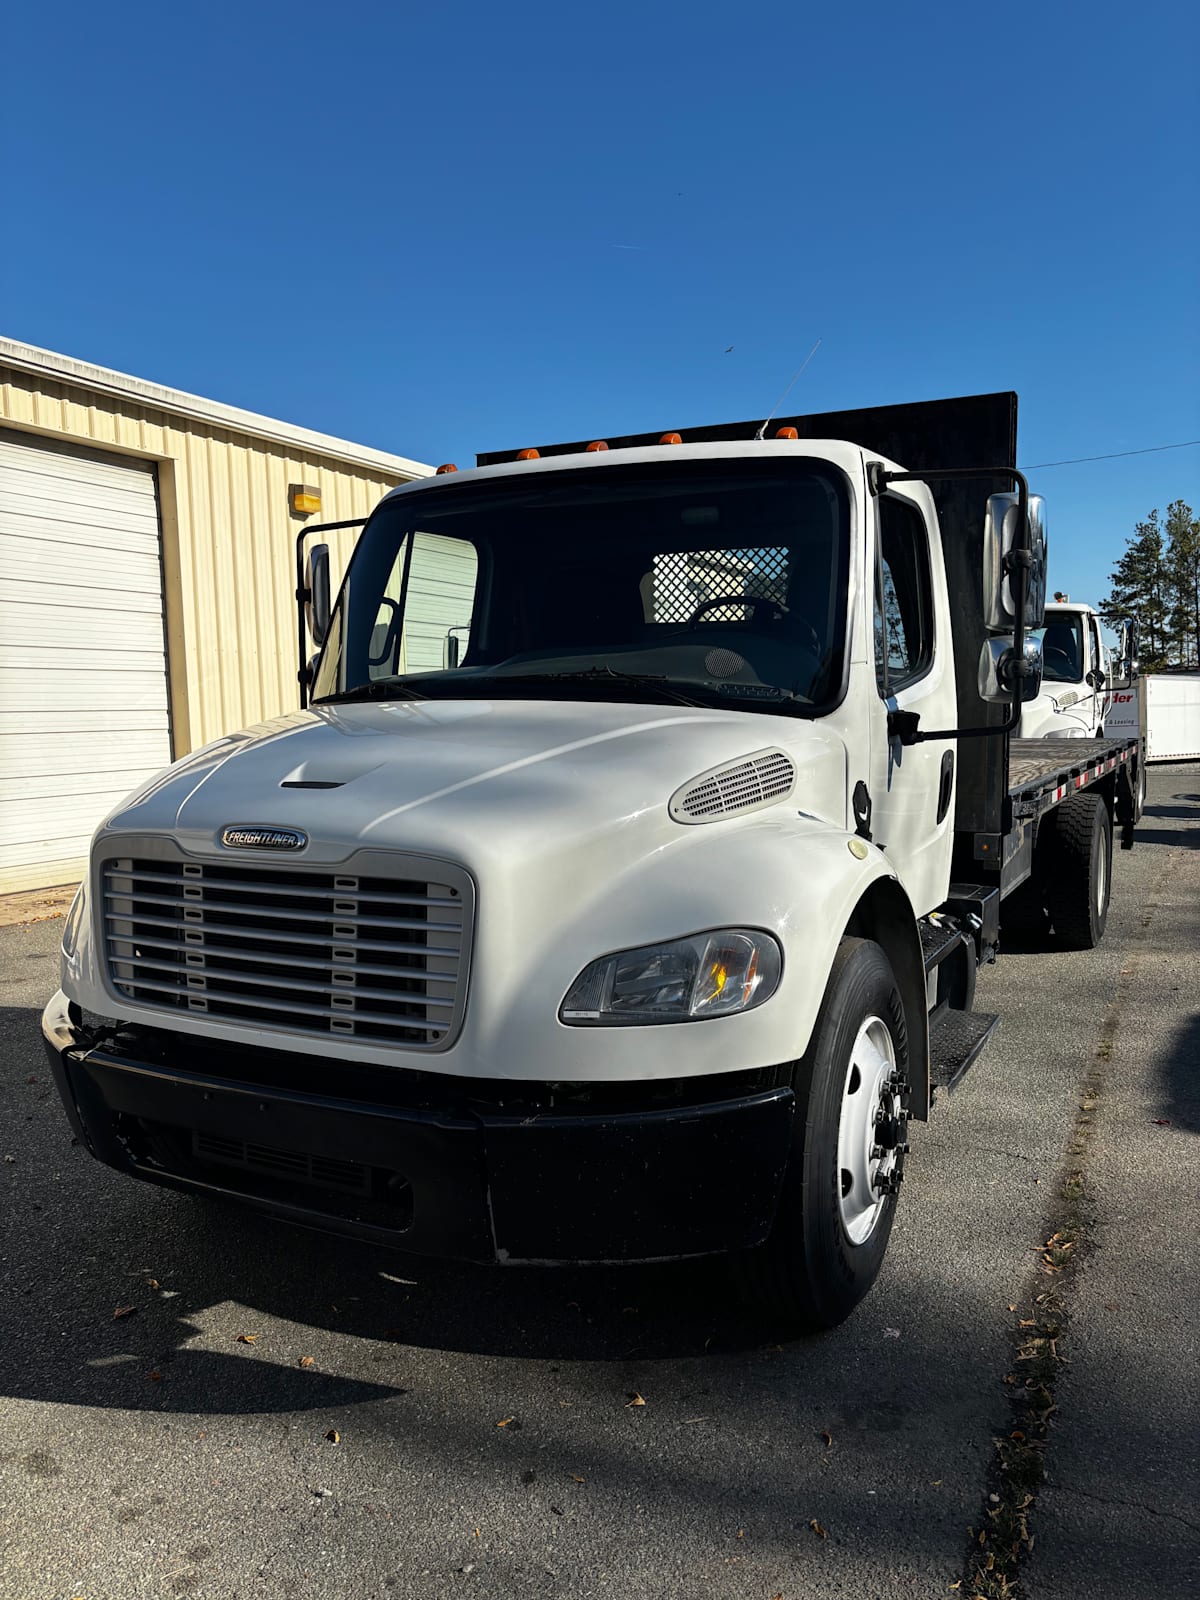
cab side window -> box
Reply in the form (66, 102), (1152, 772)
(874, 496), (934, 693)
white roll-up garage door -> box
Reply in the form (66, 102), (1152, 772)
(0, 431), (173, 895)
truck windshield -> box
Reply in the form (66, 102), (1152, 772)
(311, 460), (851, 715)
(1030, 615), (1085, 683)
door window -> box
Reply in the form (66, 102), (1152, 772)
(874, 497), (934, 694)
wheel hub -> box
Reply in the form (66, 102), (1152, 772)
(837, 1017), (907, 1245)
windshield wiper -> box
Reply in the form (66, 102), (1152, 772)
(486, 667), (708, 708)
(313, 679), (429, 706)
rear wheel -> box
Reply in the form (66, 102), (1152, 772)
(737, 937), (911, 1330)
(1047, 790), (1112, 949)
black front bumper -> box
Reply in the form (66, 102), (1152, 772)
(42, 993), (795, 1264)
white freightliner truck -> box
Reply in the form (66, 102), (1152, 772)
(43, 393), (1145, 1329)
(1018, 599), (1113, 740)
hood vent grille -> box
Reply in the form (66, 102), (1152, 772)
(670, 749), (796, 824)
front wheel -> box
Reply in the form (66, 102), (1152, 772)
(737, 937), (911, 1330)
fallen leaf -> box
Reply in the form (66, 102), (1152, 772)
(1010, 1430), (1026, 1442)
(299, 1356), (315, 1369)
(236, 1334), (258, 1345)
(1019, 1319), (1036, 1328)
(113, 1305), (136, 1319)
(625, 1392), (646, 1407)
(570, 1474), (585, 1484)
(325, 1429), (340, 1444)
(810, 1518), (828, 1539)
(146, 1279), (160, 1291)
(1007, 1304), (1017, 1312)
(474, 1527), (481, 1538)
(736, 1529), (744, 1539)
(148, 1370), (163, 1382)
(496, 1416), (519, 1429)
(1152, 1119), (1171, 1127)
(819, 1429), (833, 1448)
(949, 1583), (962, 1592)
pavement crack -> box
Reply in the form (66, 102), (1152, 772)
(957, 848), (1178, 1600)
(1053, 1483), (1200, 1537)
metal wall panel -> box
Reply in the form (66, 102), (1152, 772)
(0, 363), (421, 753)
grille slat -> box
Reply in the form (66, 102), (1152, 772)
(101, 909), (462, 959)
(105, 954), (456, 1007)
(106, 866), (459, 909)
(102, 888), (462, 934)
(102, 853), (470, 1048)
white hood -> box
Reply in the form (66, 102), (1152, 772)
(69, 698), (856, 1081)
(104, 697), (848, 859)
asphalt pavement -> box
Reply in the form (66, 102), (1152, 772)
(1, 769), (1197, 1600)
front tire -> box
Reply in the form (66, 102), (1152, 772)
(738, 937), (911, 1330)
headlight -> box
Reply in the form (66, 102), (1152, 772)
(61, 880), (88, 962)
(560, 928), (782, 1026)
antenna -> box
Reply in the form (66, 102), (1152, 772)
(754, 338), (823, 440)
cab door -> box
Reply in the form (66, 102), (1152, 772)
(867, 491), (958, 917)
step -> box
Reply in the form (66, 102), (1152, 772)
(929, 1007), (1000, 1097)
(920, 918), (963, 973)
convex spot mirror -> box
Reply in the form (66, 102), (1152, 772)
(978, 635), (1043, 704)
(305, 543), (331, 649)
(983, 493), (1048, 633)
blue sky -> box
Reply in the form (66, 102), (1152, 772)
(4, 0), (1197, 607)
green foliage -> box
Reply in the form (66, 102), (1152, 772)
(1101, 501), (1199, 669)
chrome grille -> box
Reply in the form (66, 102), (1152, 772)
(669, 749), (796, 823)
(101, 854), (470, 1048)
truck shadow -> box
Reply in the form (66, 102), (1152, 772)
(1162, 1013), (1200, 1135)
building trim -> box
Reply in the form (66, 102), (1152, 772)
(0, 336), (431, 479)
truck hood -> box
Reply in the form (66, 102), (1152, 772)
(103, 698), (849, 864)
(1017, 686), (1092, 739)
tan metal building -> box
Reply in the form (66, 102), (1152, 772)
(0, 337), (429, 896)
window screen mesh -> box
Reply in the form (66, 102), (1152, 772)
(649, 546), (790, 623)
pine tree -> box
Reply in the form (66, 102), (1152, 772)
(1101, 510), (1172, 669)
(1165, 499), (1200, 669)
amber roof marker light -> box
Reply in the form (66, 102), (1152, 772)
(435, 463), (458, 475)
(774, 426), (799, 440)
(659, 432), (683, 445)
(585, 441), (609, 452)
(516, 448), (540, 460)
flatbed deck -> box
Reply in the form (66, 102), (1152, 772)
(1008, 736), (1139, 808)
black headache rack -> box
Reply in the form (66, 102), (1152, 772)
(480, 392), (1018, 850)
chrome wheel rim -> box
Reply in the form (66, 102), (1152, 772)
(836, 1015), (904, 1245)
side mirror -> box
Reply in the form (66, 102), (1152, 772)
(443, 626), (469, 670)
(978, 635), (1043, 704)
(983, 493), (1048, 633)
(304, 544), (331, 648)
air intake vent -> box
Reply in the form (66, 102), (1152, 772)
(669, 749), (796, 824)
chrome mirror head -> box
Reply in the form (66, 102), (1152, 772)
(983, 493), (1048, 633)
(978, 635), (1043, 704)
